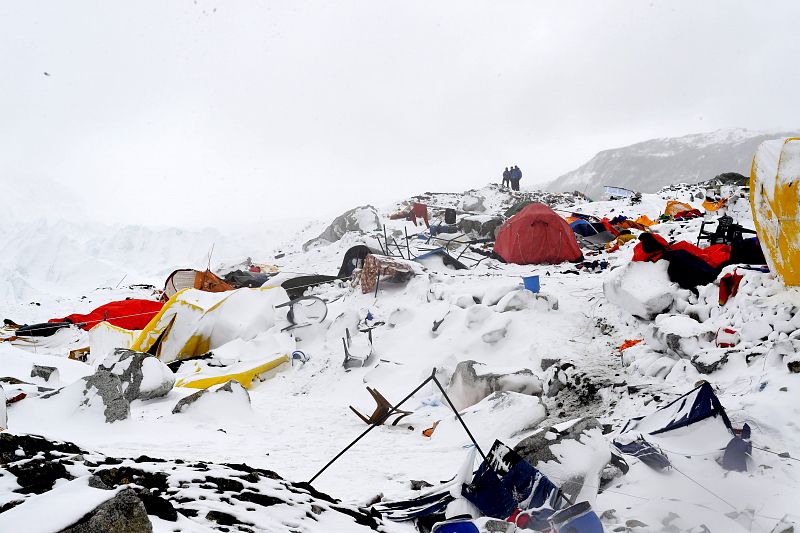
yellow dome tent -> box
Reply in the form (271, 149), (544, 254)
(750, 137), (800, 285)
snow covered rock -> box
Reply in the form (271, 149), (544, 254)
(496, 289), (558, 312)
(465, 305), (493, 329)
(99, 349), (175, 402)
(461, 194), (486, 212)
(446, 360), (542, 410)
(38, 370), (130, 423)
(646, 314), (714, 359)
(172, 380), (251, 415)
(0, 386), (6, 430)
(458, 215), (502, 238)
(61, 488), (153, 533)
(515, 418), (615, 504)
(30, 365), (59, 385)
(603, 261), (677, 320)
(303, 205), (381, 250)
(741, 320), (773, 342)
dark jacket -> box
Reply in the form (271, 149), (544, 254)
(502, 169), (510, 180)
(511, 168), (522, 180)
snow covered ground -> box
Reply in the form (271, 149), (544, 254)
(1, 183), (799, 532)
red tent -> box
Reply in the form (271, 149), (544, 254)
(49, 299), (163, 331)
(493, 203), (583, 265)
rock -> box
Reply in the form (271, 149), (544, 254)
(62, 488), (153, 533)
(646, 315), (714, 359)
(461, 195), (486, 212)
(691, 348), (731, 374)
(515, 417), (602, 465)
(481, 322), (508, 344)
(603, 261), (677, 320)
(458, 215), (502, 238)
(172, 380), (251, 415)
(30, 365), (59, 384)
(741, 320), (773, 342)
(6, 458), (70, 494)
(100, 349), (175, 402)
(303, 205), (381, 250)
(43, 370), (131, 423)
(0, 386), (6, 430)
(446, 360), (542, 410)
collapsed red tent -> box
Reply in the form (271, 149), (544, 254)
(493, 203), (583, 265)
(49, 299), (163, 331)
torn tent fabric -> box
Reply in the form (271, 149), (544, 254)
(48, 299), (164, 331)
(461, 440), (561, 521)
(621, 382), (732, 436)
(632, 234), (731, 269)
(570, 219), (597, 237)
(664, 200), (694, 217)
(613, 436), (671, 471)
(719, 269), (744, 305)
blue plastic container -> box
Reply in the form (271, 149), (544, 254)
(522, 275), (540, 293)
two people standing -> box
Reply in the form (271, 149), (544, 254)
(502, 165), (522, 191)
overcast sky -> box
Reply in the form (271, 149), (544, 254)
(2, 1), (799, 228)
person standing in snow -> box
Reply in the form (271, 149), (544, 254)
(510, 165), (522, 191)
(502, 167), (511, 188)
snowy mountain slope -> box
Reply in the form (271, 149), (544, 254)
(2, 184), (800, 532)
(548, 128), (798, 199)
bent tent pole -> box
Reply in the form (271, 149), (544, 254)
(308, 368), (490, 485)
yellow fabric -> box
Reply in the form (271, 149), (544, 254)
(702, 198), (728, 212)
(175, 354), (290, 389)
(664, 200), (693, 217)
(750, 137), (800, 286)
(635, 215), (657, 227)
(130, 286), (286, 363)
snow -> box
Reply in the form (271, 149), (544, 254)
(1, 182), (799, 531)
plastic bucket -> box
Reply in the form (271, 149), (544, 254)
(522, 275), (540, 293)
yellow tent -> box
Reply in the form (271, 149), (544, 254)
(131, 286), (290, 363)
(664, 200), (693, 217)
(175, 354), (290, 389)
(750, 137), (800, 285)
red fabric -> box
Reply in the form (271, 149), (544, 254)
(493, 203), (583, 264)
(719, 270), (744, 305)
(49, 299), (163, 331)
(673, 209), (703, 220)
(632, 235), (731, 269)
(632, 233), (669, 262)
(410, 202), (429, 227)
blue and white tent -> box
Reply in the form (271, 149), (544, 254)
(621, 382), (732, 435)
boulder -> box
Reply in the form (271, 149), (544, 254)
(603, 261), (677, 320)
(30, 365), (59, 385)
(100, 349), (175, 402)
(172, 380), (251, 415)
(645, 315), (714, 359)
(461, 195), (486, 212)
(303, 205), (381, 250)
(458, 215), (502, 238)
(446, 360), (542, 410)
(741, 320), (773, 342)
(62, 488), (153, 533)
(82, 371), (131, 423)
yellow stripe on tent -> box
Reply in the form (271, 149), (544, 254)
(750, 137), (800, 286)
(175, 354), (290, 390)
(131, 288), (203, 353)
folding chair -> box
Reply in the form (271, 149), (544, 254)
(349, 386), (413, 426)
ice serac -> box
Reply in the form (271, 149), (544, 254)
(303, 205), (381, 250)
(548, 128), (798, 199)
(603, 260), (677, 320)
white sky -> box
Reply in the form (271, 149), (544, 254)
(2, 1), (799, 228)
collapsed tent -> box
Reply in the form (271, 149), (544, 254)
(750, 137), (800, 285)
(163, 269), (234, 300)
(664, 200), (694, 217)
(49, 299), (163, 331)
(493, 203), (583, 265)
(128, 286), (291, 363)
(621, 382), (732, 436)
(632, 233), (731, 290)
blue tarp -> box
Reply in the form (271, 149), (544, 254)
(462, 440), (561, 520)
(550, 501), (604, 532)
(621, 382), (732, 435)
